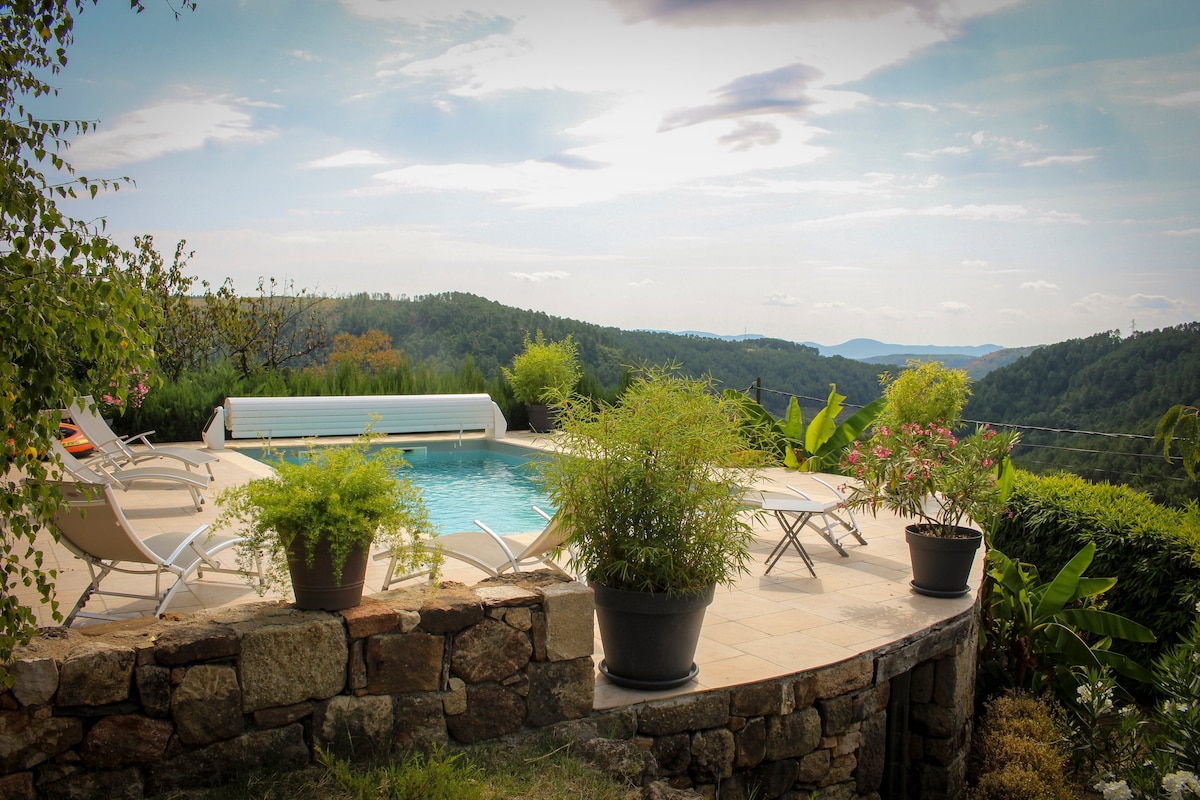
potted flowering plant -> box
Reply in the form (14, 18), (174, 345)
(841, 361), (1020, 597)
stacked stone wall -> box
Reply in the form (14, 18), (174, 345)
(1, 573), (978, 800)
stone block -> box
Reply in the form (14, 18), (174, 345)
(638, 692), (730, 736)
(136, 664), (171, 718)
(874, 610), (972, 684)
(238, 615), (347, 712)
(445, 683), (525, 744)
(525, 657), (594, 726)
(173, 664), (244, 746)
(765, 707), (820, 761)
(252, 701), (313, 728)
(474, 584), (541, 608)
(576, 738), (658, 786)
(911, 702), (957, 739)
(0, 709), (82, 771)
(79, 714), (174, 767)
(733, 716), (766, 769)
(854, 711), (887, 793)
(810, 656), (872, 700)
(504, 607), (533, 631)
(691, 729), (734, 786)
(348, 639), (367, 691)
(394, 694), (449, 754)
(340, 597), (400, 639)
(730, 680), (794, 717)
(39, 766), (143, 800)
(9, 659), (57, 708)
(314, 694), (393, 759)
(748, 757), (799, 799)
(57, 642), (135, 707)
(541, 581), (594, 661)
(146, 724), (309, 796)
(823, 753), (857, 786)
(443, 677), (467, 716)
(452, 618), (532, 683)
(418, 587), (485, 634)
(365, 632), (443, 694)
(909, 661), (934, 704)
(651, 732), (692, 776)
(154, 623), (239, 666)
(796, 748), (831, 783)
(0, 772), (34, 800)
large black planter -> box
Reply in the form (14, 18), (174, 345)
(286, 537), (369, 611)
(592, 583), (715, 689)
(527, 403), (558, 433)
(905, 524), (983, 598)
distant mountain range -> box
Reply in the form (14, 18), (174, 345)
(672, 332), (1005, 361)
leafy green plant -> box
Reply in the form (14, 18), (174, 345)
(503, 331), (582, 406)
(727, 385), (884, 472)
(979, 542), (1155, 700)
(215, 428), (437, 591)
(1157, 404), (1200, 480)
(990, 471), (1200, 665)
(875, 359), (973, 431)
(535, 365), (764, 594)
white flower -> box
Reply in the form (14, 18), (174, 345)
(1079, 684), (1094, 703)
(1096, 779), (1135, 800)
(1163, 771), (1200, 800)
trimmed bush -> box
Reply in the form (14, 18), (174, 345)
(969, 691), (1076, 800)
(990, 471), (1200, 663)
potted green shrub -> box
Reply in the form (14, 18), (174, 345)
(503, 331), (581, 432)
(215, 429), (437, 610)
(534, 365), (764, 688)
(841, 361), (1020, 597)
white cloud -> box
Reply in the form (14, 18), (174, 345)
(961, 259), (988, 267)
(1022, 154), (1096, 168)
(764, 292), (803, 307)
(1020, 280), (1059, 291)
(1164, 228), (1200, 237)
(1155, 89), (1200, 107)
(940, 301), (972, 313)
(302, 149), (393, 169)
(510, 270), (570, 282)
(288, 49), (321, 62)
(67, 96), (275, 170)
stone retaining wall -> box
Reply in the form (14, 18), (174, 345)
(1, 573), (978, 800)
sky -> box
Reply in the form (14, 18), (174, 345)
(36, 0), (1200, 348)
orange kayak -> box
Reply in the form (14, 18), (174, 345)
(59, 423), (94, 457)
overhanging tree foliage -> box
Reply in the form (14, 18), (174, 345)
(1, 0), (170, 684)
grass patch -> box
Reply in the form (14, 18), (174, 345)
(156, 738), (641, 800)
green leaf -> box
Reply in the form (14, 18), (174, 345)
(1034, 542), (1096, 618)
(804, 385), (844, 455)
(1057, 608), (1156, 643)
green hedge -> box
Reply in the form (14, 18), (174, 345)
(990, 471), (1200, 663)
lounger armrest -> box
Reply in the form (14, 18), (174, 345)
(161, 524), (213, 565)
(786, 485), (814, 500)
(532, 505), (553, 522)
(472, 519), (520, 572)
(121, 430), (158, 448)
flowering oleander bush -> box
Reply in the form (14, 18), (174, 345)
(841, 422), (1020, 536)
(99, 368), (150, 413)
(1068, 601), (1200, 800)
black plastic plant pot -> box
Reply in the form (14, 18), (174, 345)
(527, 403), (558, 433)
(905, 524), (983, 598)
(592, 583), (715, 690)
(286, 538), (369, 611)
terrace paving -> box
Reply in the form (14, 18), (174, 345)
(12, 432), (982, 708)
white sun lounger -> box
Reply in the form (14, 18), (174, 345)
(48, 480), (259, 625)
(50, 439), (208, 512)
(66, 396), (218, 480)
(375, 506), (570, 589)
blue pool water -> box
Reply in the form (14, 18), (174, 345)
(238, 440), (553, 536)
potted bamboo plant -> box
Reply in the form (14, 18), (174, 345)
(503, 331), (581, 432)
(840, 361), (1020, 597)
(534, 365), (764, 688)
(215, 429), (437, 610)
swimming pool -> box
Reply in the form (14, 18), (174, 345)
(238, 440), (553, 536)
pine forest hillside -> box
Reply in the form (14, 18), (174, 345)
(966, 323), (1200, 506)
(325, 292), (886, 417)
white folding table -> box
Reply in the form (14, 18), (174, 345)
(751, 491), (852, 576)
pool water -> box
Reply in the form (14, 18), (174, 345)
(239, 441), (554, 536)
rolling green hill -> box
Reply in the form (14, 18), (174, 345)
(966, 324), (1200, 506)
